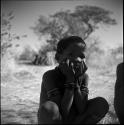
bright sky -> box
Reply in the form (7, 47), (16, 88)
(1, 0), (123, 51)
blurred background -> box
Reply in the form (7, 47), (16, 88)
(1, 0), (123, 124)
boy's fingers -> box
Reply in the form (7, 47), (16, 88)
(70, 62), (74, 69)
(66, 59), (70, 66)
(82, 60), (88, 72)
(81, 61), (84, 73)
(70, 62), (76, 74)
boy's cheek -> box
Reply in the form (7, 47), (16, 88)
(76, 61), (87, 74)
(59, 55), (68, 62)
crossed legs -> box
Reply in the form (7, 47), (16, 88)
(38, 97), (109, 124)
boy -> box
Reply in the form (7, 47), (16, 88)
(37, 36), (109, 124)
(114, 62), (124, 124)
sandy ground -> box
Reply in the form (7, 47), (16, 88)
(1, 63), (119, 124)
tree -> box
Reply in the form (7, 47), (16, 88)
(32, 5), (116, 65)
(85, 36), (104, 64)
(1, 12), (27, 57)
(110, 46), (123, 63)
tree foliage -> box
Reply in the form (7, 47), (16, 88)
(32, 5), (117, 65)
(110, 46), (123, 62)
(1, 12), (14, 56)
(1, 12), (27, 57)
(33, 5), (116, 43)
(85, 36), (104, 64)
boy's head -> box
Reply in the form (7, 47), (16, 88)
(55, 36), (86, 63)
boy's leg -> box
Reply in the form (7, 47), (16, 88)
(73, 97), (109, 124)
(37, 101), (62, 124)
(84, 97), (109, 124)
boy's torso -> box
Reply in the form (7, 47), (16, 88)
(40, 66), (87, 105)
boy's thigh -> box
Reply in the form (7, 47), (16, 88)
(64, 97), (109, 124)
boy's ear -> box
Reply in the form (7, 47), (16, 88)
(55, 53), (66, 63)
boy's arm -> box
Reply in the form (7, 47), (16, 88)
(43, 71), (61, 106)
(61, 87), (74, 121)
(74, 73), (89, 114)
(46, 80), (75, 121)
(58, 59), (76, 120)
(43, 70), (75, 121)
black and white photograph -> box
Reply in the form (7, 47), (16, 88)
(1, 0), (123, 124)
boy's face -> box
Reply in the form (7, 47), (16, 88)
(59, 42), (87, 76)
(60, 42), (86, 63)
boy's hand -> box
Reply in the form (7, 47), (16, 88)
(59, 58), (87, 82)
(59, 59), (75, 83)
(74, 60), (87, 78)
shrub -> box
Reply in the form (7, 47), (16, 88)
(18, 46), (36, 63)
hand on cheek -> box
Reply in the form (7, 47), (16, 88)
(59, 59), (75, 83)
(59, 58), (87, 83)
(74, 60), (87, 78)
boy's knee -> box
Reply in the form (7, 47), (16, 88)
(94, 97), (109, 116)
(38, 101), (61, 123)
(41, 101), (60, 118)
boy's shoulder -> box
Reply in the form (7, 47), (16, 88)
(42, 67), (62, 81)
(42, 67), (65, 89)
(43, 69), (56, 79)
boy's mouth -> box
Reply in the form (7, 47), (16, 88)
(74, 60), (88, 77)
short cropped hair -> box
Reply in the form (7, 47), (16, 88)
(55, 36), (86, 61)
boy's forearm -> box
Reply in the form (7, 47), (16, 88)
(61, 88), (74, 120)
(74, 88), (88, 114)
